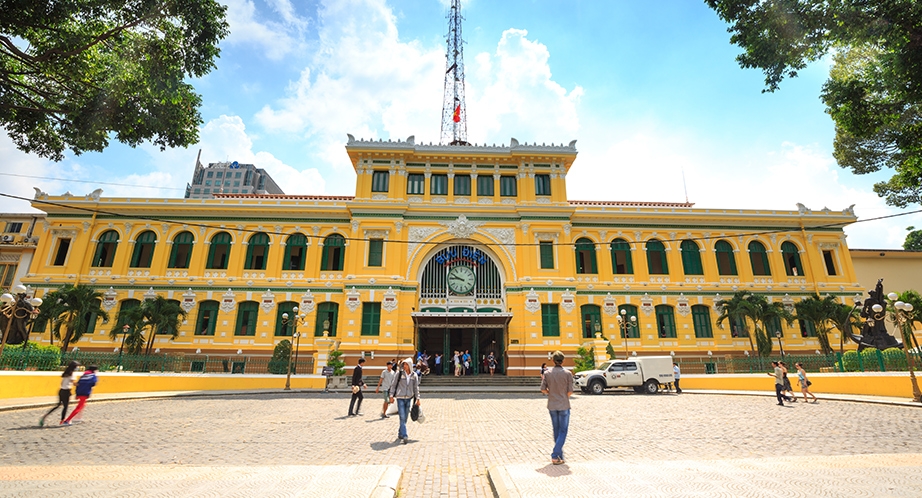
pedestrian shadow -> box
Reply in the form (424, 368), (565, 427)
(370, 439), (408, 451)
(536, 463), (572, 477)
(333, 415), (353, 420)
(8, 425), (59, 431)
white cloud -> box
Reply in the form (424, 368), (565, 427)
(223, 0), (308, 60)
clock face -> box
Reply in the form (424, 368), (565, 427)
(447, 265), (476, 295)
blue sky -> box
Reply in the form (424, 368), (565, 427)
(1, 0), (917, 248)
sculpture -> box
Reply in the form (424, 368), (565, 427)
(0, 285), (42, 351)
(846, 279), (901, 351)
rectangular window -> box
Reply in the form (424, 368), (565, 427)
(539, 241), (554, 269)
(193, 189), (201, 194)
(236, 172), (242, 178)
(430, 174), (448, 195)
(234, 181), (240, 187)
(206, 171), (213, 178)
(235, 302), (258, 336)
(4, 222), (22, 233)
(454, 175), (471, 196)
(500, 176), (517, 197)
(535, 174), (551, 196)
(692, 306), (713, 338)
(196, 303), (219, 336)
(205, 180), (211, 186)
(361, 302), (381, 336)
(368, 239), (384, 267)
(0, 264), (17, 289)
(799, 319), (817, 337)
(476, 175), (494, 196)
(407, 174), (425, 195)
(371, 171), (390, 192)
(823, 250), (837, 275)
(541, 304), (560, 336)
(216, 171), (223, 178)
(53, 238), (71, 266)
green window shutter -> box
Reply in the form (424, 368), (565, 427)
(283, 234), (307, 271)
(371, 171), (389, 192)
(93, 230), (119, 267)
(196, 301), (219, 335)
(799, 319), (816, 337)
(781, 242), (803, 276)
(245, 233), (269, 270)
(575, 238), (597, 274)
(407, 174), (425, 194)
(646, 240), (668, 274)
(618, 305), (639, 338)
(715, 240), (737, 275)
(235, 302), (259, 336)
(368, 239), (384, 266)
(541, 304), (560, 337)
(207, 232), (231, 269)
(314, 302), (339, 337)
(655, 305), (677, 338)
(321, 234), (345, 271)
(580, 305), (602, 339)
(539, 241), (554, 269)
(477, 175), (494, 196)
(691, 305), (713, 338)
(680, 240), (703, 275)
(500, 176), (517, 196)
(431, 174), (448, 195)
(169, 231), (194, 268)
(610, 239), (633, 274)
(454, 175), (471, 195)
(275, 301), (297, 336)
(535, 174), (551, 196)
(748, 241), (771, 276)
(361, 303), (381, 336)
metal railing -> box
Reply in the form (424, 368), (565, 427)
(0, 349), (314, 375)
(675, 349), (922, 375)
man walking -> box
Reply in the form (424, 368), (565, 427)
(768, 361), (785, 406)
(673, 362), (682, 394)
(348, 358), (366, 416)
(375, 361), (396, 418)
(540, 350), (573, 465)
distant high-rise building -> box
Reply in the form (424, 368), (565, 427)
(185, 151), (283, 199)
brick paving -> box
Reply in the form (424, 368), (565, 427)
(1, 391), (921, 497)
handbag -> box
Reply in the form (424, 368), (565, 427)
(806, 379), (812, 387)
(352, 385), (360, 394)
(410, 398), (420, 421)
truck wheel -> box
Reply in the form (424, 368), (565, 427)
(643, 379), (659, 394)
(580, 387), (589, 394)
(632, 386), (644, 393)
(590, 379), (605, 395)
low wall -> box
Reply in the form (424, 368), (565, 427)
(682, 371), (918, 398)
(0, 371), (326, 399)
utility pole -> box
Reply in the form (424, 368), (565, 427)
(440, 0), (469, 146)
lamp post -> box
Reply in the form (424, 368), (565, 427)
(775, 330), (785, 359)
(116, 324), (131, 371)
(616, 309), (637, 359)
(593, 318), (601, 339)
(885, 293), (922, 403)
(282, 306), (307, 391)
(0, 285), (42, 357)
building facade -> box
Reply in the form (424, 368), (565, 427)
(185, 156), (284, 199)
(22, 137), (865, 375)
(0, 213), (44, 292)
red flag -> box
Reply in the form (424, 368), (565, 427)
(452, 105), (461, 123)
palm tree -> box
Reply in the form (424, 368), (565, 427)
(110, 297), (187, 356)
(750, 296), (795, 357)
(110, 304), (146, 355)
(829, 300), (860, 356)
(892, 290), (922, 352)
(794, 294), (840, 355)
(716, 291), (759, 355)
(35, 284), (109, 352)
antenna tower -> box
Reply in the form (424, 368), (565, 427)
(440, 0), (469, 146)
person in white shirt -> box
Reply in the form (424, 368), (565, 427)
(375, 361), (396, 418)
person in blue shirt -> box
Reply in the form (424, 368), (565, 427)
(63, 365), (98, 425)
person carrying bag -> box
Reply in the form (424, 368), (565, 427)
(389, 358), (421, 444)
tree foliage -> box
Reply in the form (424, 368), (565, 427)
(0, 0), (229, 160)
(110, 296), (187, 356)
(794, 294), (843, 355)
(573, 346), (595, 373)
(35, 284), (109, 352)
(706, 1), (922, 207)
(904, 227), (922, 251)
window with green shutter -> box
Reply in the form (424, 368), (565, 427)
(500, 175), (517, 196)
(781, 242), (803, 276)
(320, 234), (345, 271)
(206, 232), (231, 269)
(618, 304), (640, 338)
(730, 315), (749, 338)
(477, 175), (494, 196)
(646, 240), (668, 274)
(610, 239), (633, 274)
(368, 239), (383, 267)
(195, 300), (219, 335)
(244, 232), (270, 270)
(535, 174), (551, 196)
(314, 302), (339, 336)
(574, 238), (597, 274)
(168, 231), (194, 269)
(361, 302), (381, 336)
(655, 305), (677, 338)
(680, 240), (703, 275)
(748, 241), (771, 276)
(581, 304), (602, 339)
(541, 304), (560, 336)
(407, 174), (425, 195)
(539, 241), (554, 269)
(130, 230), (157, 268)
(715, 240), (738, 275)
(283, 233), (307, 271)
(454, 174), (471, 195)
(691, 305), (713, 338)
(430, 174), (448, 195)
(799, 319), (816, 337)
(274, 301), (298, 336)
(371, 171), (389, 192)
(92, 230), (119, 267)
(235, 301), (259, 336)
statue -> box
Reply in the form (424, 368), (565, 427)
(846, 279), (901, 351)
(0, 286), (41, 349)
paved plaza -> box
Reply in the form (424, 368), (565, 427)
(1, 391), (921, 496)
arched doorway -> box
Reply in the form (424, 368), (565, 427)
(413, 243), (511, 375)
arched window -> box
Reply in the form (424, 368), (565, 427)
(715, 240), (738, 275)
(574, 238), (597, 274)
(275, 301), (298, 336)
(646, 240), (668, 275)
(283, 234), (307, 271)
(781, 242), (803, 276)
(115, 299), (141, 329)
(748, 241), (771, 276)
(92, 230), (119, 267)
(691, 305), (713, 338)
(655, 305), (677, 338)
(680, 240), (703, 275)
(609, 238), (633, 274)
(314, 302), (339, 337)
(168, 231), (194, 269)
(580, 304), (602, 339)
(730, 315), (749, 338)
(617, 304), (640, 338)
(235, 301), (259, 336)
(206, 232), (231, 269)
(195, 300), (219, 335)
(129, 231), (156, 268)
(244, 232), (269, 270)
(320, 234), (345, 271)
(799, 319), (816, 337)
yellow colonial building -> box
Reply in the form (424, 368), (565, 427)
(22, 136), (865, 375)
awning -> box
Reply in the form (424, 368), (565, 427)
(411, 312), (512, 329)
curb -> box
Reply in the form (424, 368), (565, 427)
(488, 465), (518, 498)
(370, 465), (403, 498)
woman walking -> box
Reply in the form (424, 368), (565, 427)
(389, 358), (421, 445)
(488, 352), (497, 376)
(453, 351), (461, 377)
(39, 360), (80, 427)
(795, 362), (818, 403)
(779, 361), (796, 402)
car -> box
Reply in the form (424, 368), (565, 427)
(573, 356), (675, 395)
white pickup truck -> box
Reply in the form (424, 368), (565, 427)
(573, 356), (675, 395)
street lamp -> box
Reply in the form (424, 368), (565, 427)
(885, 293), (922, 403)
(593, 318), (601, 338)
(0, 285), (42, 356)
(616, 309), (637, 358)
(282, 306), (307, 391)
(116, 324), (130, 371)
(775, 330), (785, 359)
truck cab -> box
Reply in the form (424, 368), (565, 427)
(573, 356), (675, 395)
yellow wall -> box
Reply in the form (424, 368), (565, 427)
(681, 372), (917, 399)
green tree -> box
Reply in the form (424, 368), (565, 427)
(0, 0), (229, 161)
(715, 291), (759, 354)
(829, 299), (860, 355)
(268, 340), (291, 374)
(573, 346), (595, 373)
(111, 304), (146, 355)
(794, 294), (841, 355)
(327, 349), (346, 376)
(35, 284), (109, 352)
(891, 290), (922, 352)
(705, 1), (922, 207)
(750, 295), (795, 358)
(904, 227), (922, 251)
(110, 296), (187, 356)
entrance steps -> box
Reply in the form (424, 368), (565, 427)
(416, 374), (541, 392)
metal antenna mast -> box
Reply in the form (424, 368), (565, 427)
(440, 0), (469, 146)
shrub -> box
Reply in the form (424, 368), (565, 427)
(573, 346), (595, 373)
(0, 341), (62, 370)
(842, 350), (860, 372)
(268, 340), (291, 374)
(860, 348), (882, 371)
(881, 348), (906, 371)
(327, 349), (346, 376)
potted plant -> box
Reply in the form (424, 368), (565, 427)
(326, 348), (349, 389)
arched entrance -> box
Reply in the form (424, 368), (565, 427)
(413, 243), (511, 375)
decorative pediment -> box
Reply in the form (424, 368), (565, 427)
(525, 289), (541, 313)
(602, 293), (618, 316)
(220, 289), (236, 313)
(181, 289), (197, 312)
(143, 287), (157, 301)
(300, 290), (315, 314)
(560, 289), (576, 314)
(102, 287), (118, 311)
(640, 293), (654, 316)
(260, 289), (275, 314)
(345, 287), (361, 313)
(441, 214), (482, 239)
(676, 293), (690, 317)
(382, 287), (398, 312)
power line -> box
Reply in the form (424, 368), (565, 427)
(0, 172), (187, 191)
(1, 191), (919, 249)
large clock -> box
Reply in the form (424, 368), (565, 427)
(447, 265), (476, 295)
